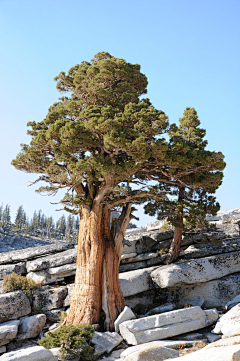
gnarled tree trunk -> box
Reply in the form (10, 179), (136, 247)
(166, 187), (185, 264)
(66, 203), (130, 330)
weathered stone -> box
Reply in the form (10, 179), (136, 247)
(151, 251), (240, 289)
(165, 272), (240, 308)
(26, 248), (77, 272)
(213, 303), (240, 337)
(0, 243), (73, 265)
(0, 320), (20, 341)
(124, 290), (156, 309)
(0, 291), (31, 323)
(145, 220), (168, 232)
(188, 297), (205, 308)
(46, 309), (65, 322)
(173, 332), (206, 341)
(125, 227), (147, 236)
(204, 308), (219, 326)
(204, 332), (221, 343)
(119, 306), (218, 345)
(121, 253), (158, 264)
(0, 263), (26, 280)
(205, 335), (240, 348)
(99, 348), (124, 361)
(91, 332), (123, 354)
(207, 208), (240, 221)
(0, 341), (9, 347)
(119, 261), (147, 273)
(16, 314), (46, 340)
(145, 303), (175, 316)
(114, 306), (136, 332)
(182, 238), (240, 259)
(124, 345), (179, 361)
(0, 346), (6, 354)
(226, 294), (240, 310)
(120, 340), (203, 358)
(27, 263), (76, 285)
(0, 345), (57, 360)
(166, 344), (240, 361)
(119, 267), (156, 298)
(63, 284), (74, 307)
(32, 286), (67, 310)
(121, 253), (137, 260)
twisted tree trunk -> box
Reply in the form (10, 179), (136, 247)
(66, 203), (129, 330)
(166, 187), (185, 264)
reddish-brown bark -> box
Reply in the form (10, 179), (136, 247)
(66, 204), (125, 330)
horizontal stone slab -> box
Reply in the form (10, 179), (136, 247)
(166, 344), (240, 361)
(0, 320), (20, 341)
(32, 286), (67, 310)
(151, 251), (240, 288)
(119, 267), (156, 298)
(121, 253), (159, 264)
(0, 263), (26, 280)
(0, 291), (31, 323)
(165, 272), (240, 309)
(26, 248), (77, 272)
(27, 263), (76, 285)
(0, 243), (73, 265)
(119, 306), (218, 345)
(0, 345), (58, 360)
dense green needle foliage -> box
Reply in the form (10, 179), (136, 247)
(38, 324), (95, 360)
(11, 52), (170, 213)
(144, 107), (225, 262)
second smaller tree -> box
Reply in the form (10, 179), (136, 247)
(144, 107), (225, 263)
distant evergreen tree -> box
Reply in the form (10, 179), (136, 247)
(0, 204), (3, 222)
(58, 215), (66, 239)
(2, 204), (11, 223)
(15, 205), (25, 229)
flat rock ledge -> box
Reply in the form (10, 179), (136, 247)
(119, 306), (218, 345)
(151, 250), (240, 288)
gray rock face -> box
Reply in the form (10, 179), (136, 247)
(91, 331), (123, 355)
(0, 345), (57, 360)
(114, 306), (136, 333)
(182, 238), (240, 259)
(0, 321), (20, 341)
(32, 286), (67, 310)
(121, 253), (159, 264)
(27, 263), (76, 285)
(0, 240), (73, 264)
(226, 294), (240, 310)
(151, 251), (240, 289)
(119, 267), (156, 298)
(119, 306), (218, 345)
(0, 291), (31, 323)
(166, 344), (240, 361)
(164, 272), (240, 309)
(46, 309), (65, 322)
(145, 220), (168, 232)
(124, 345), (179, 361)
(0, 346), (6, 354)
(207, 208), (240, 221)
(26, 248), (77, 272)
(63, 284), (74, 307)
(16, 314), (46, 340)
(213, 303), (240, 337)
(120, 339), (204, 359)
(0, 263), (26, 280)
(145, 303), (175, 316)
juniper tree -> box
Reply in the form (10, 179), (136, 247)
(144, 107), (225, 263)
(12, 52), (191, 329)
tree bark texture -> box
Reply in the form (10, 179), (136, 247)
(166, 187), (185, 264)
(66, 204), (125, 330)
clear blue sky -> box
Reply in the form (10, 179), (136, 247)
(0, 0), (239, 226)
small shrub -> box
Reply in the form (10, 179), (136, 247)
(38, 323), (96, 360)
(175, 303), (192, 309)
(174, 343), (188, 350)
(31, 307), (47, 316)
(3, 272), (41, 298)
(58, 311), (67, 326)
(193, 341), (207, 348)
(209, 238), (223, 246)
(157, 248), (169, 256)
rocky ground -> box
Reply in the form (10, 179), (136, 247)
(1, 208), (240, 360)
